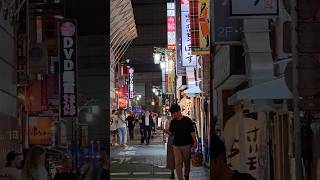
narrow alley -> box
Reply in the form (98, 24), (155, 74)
(110, 130), (209, 180)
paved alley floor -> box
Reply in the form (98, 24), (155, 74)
(110, 130), (209, 180)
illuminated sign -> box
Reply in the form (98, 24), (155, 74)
(128, 68), (134, 99)
(167, 2), (176, 49)
(60, 20), (78, 117)
(29, 116), (53, 145)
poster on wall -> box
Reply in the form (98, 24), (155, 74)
(59, 19), (78, 117)
(181, 0), (198, 67)
(189, 0), (210, 54)
(29, 116), (53, 145)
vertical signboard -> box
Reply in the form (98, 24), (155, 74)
(181, 0), (198, 67)
(167, 2), (176, 49)
(128, 68), (134, 99)
(167, 49), (175, 93)
(175, 0), (186, 76)
(190, 0), (210, 54)
(60, 20), (78, 117)
(212, 0), (243, 44)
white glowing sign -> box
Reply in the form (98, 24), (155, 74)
(181, 1), (197, 67)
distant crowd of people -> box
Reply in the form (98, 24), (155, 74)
(110, 109), (159, 147)
(0, 146), (109, 180)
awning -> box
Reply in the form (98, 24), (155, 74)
(184, 86), (203, 97)
(228, 77), (293, 105)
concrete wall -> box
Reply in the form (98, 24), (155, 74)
(0, 13), (19, 166)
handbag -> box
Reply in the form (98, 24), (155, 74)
(191, 122), (203, 167)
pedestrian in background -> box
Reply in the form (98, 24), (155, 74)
(53, 157), (76, 180)
(117, 110), (128, 147)
(139, 111), (146, 144)
(110, 109), (119, 146)
(126, 111), (135, 140)
(168, 104), (197, 180)
(0, 151), (23, 180)
(141, 110), (154, 145)
(21, 146), (48, 180)
(163, 114), (175, 179)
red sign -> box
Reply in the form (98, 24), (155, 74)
(167, 17), (176, 31)
(181, 0), (189, 5)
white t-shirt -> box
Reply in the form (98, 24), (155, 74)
(117, 115), (126, 129)
(145, 116), (150, 126)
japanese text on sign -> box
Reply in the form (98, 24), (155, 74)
(181, 5), (197, 66)
(60, 20), (78, 117)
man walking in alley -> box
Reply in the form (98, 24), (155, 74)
(211, 134), (256, 180)
(126, 111), (135, 140)
(168, 104), (197, 180)
(141, 110), (154, 145)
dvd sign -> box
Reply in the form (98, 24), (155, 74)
(60, 20), (78, 117)
(128, 68), (134, 99)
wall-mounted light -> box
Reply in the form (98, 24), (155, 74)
(86, 113), (94, 122)
(160, 61), (166, 69)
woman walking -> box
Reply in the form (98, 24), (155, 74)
(163, 113), (175, 179)
(117, 110), (128, 147)
(21, 146), (48, 180)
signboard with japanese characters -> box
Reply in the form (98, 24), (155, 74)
(59, 20), (78, 117)
(29, 116), (53, 145)
(181, 0), (198, 67)
(230, 0), (279, 17)
(167, 2), (176, 49)
(224, 112), (269, 179)
(128, 68), (134, 99)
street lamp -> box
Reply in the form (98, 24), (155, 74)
(154, 53), (161, 64)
